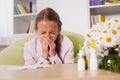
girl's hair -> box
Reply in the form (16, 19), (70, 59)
(35, 7), (62, 55)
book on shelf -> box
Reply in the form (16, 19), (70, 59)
(105, 1), (120, 4)
(14, 5), (21, 14)
(26, 22), (30, 33)
(90, 15), (95, 27)
(29, 1), (33, 13)
(90, 14), (120, 27)
(15, 4), (29, 14)
(17, 4), (26, 14)
(22, 4), (29, 13)
(26, 20), (35, 33)
(90, 0), (106, 6)
(98, 15), (105, 22)
(90, 0), (120, 6)
(91, 0), (100, 6)
(90, 14), (105, 27)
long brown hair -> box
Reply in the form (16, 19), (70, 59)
(35, 7), (62, 55)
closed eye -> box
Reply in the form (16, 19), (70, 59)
(50, 32), (56, 34)
(41, 32), (46, 35)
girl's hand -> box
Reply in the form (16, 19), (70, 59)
(41, 38), (49, 59)
(48, 38), (56, 57)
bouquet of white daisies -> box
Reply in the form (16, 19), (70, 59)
(82, 18), (120, 73)
(83, 18), (120, 57)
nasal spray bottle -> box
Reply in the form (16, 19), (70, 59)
(90, 40), (98, 70)
(77, 44), (86, 71)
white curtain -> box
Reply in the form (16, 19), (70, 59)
(0, 0), (13, 45)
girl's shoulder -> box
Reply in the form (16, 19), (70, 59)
(60, 34), (73, 45)
(24, 36), (38, 47)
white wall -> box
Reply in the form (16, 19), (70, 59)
(0, 0), (13, 45)
(37, 0), (89, 36)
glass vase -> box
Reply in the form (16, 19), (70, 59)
(98, 49), (120, 73)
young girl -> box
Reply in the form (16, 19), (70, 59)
(24, 7), (74, 65)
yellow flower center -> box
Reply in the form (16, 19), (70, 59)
(114, 19), (119, 23)
(107, 23), (111, 27)
(112, 29), (117, 35)
(117, 26), (120, 30)
(91, 29), (95, 32)
(96, 42), (99, 45)
(103, 29), (107, 34)
(100, 37), (103, 40)
(91, 40), (95, 49)
(106, 37), (112, 43)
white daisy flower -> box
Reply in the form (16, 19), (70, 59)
(102, 33), (117, 48)
(81, 18), (120, 58)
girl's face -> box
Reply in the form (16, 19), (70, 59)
(35, 20), (59, 42)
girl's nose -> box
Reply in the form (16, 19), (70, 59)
(46, 33), (51, 39)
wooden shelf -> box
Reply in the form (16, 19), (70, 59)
(13, 0), (37, 34)
(89, 0), (120, 28)
(90, 4), (120, 8)
(14, 13), (37, 18)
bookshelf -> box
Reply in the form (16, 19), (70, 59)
(13, 0), (120, 34)
(89, 0), (120, 28)
(13, 0), (120, 35)
(13, 0), (37, 34)
(13, 0), (90, 36)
